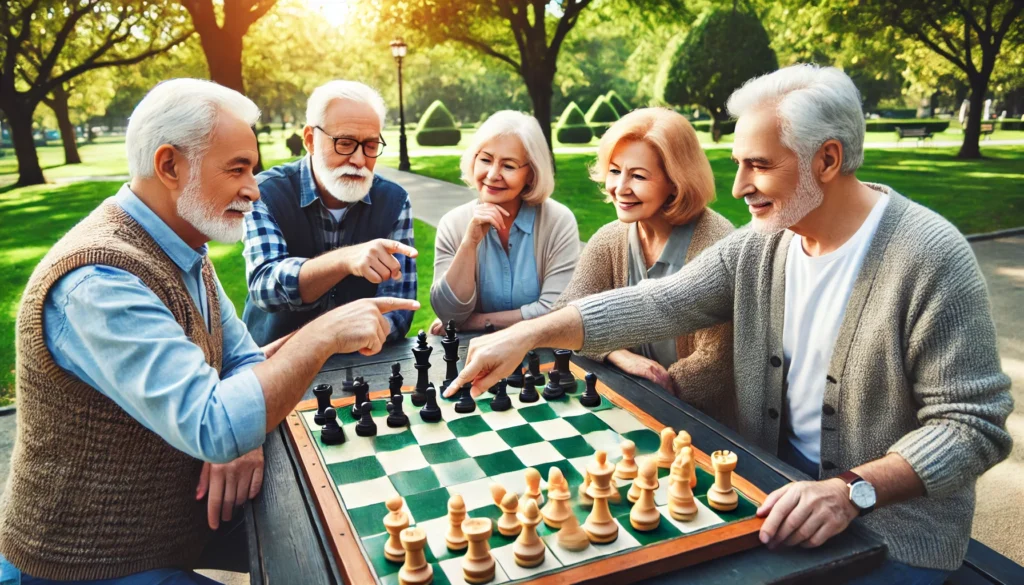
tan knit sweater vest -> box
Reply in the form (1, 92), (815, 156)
(0, 202), (224, 580)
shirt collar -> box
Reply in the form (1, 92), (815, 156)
(114, 184), (206, 273)
(301, 155), (374, 209)
(655, 222), (695, 268)
(512, 202), (537, 235)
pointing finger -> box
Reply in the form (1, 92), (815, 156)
(367, 297), (420, 314)
(380, 239), (418, 258)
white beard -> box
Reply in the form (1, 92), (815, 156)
(747, 162), (824, 235)
(312, 152), (374, 203)
(176, 172), (252, 244)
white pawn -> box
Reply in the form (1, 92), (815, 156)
(521, 467), (545, 508)
(383, 495), (409, 563)
(673, 430), (697, 489)
(446, 494), (468, 552)
(656, 427), (677, 468)
(577, 470), (594, 507)
(614, 439), (638, 481)
(629, 459), (661, 531)
(514, 499), (545, 568)
(556, 511), (590, 552)
(498, 491), (522, 537)
(541, 467), (572, 529)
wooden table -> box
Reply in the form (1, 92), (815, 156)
(245, 336), (886, 585)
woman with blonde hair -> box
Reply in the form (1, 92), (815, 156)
(430, 111), (580, 333)
(555, 107), (736, 427)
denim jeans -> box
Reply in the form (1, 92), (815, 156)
(0, 559), (221, 585)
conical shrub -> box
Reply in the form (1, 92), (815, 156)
(415, 100), (461, 147)
(555, 102), (593, 144)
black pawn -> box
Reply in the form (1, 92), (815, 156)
(491, 380), (512, 411)
(506, 359), (526, 388)
(387, 394), (409, 428)
(554, 349), (576, 391)
(389, 363), (404, 400)
(355, 401), (377, 437)
(454, 382), (477, 414)
(320, 408), (346, 445)
(519, 374), (539, 403)
(351, 376), (369, 419)
(580, 372), (601, 407)
(542, 370), (565, 401)
(313, 383), (333, 426)
(419, 384), (442, 423)
(527, 351), (545, 386)
(411, 330), (432, 407)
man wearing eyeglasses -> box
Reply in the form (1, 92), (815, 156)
(242, 81), (419, 345)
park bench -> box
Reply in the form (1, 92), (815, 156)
(981, 123), (995, 140)
(895, 126), (933, 144)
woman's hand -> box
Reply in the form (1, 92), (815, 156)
(607, 349), (673, 391)
(429, 318), (445, 336)
(463, 203), (510, 247)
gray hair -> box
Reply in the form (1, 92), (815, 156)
(306, 80), (387, 129)
(460, 111), (555, 205)
(727, 64), (865, 174)
(126, 78), (260, 179)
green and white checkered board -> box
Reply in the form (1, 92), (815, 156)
(298, 375), (758, 585)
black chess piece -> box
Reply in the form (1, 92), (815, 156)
(484, 323), (496, 334)
(440, 320), (460, 394)
(411, 330), (432, 407)
(542, 370), (566, 400)
(491, 380), (512, 411)
(506, 359), (526, 388)
(419, 384), (442, 423)
(387, 394), (409, 428)
(351, 376), (369, 419)
(389, 363), (404, 400)
(320, 408), (346, 445)
(527, 351), (545, 386)
(580, 372), (601, 407)
(340, 367), (356, 394)
(355, 402), (377, 437)
(553, 349), (576, 391)
(454, 382), (477, 414)
(520, 374), (539, 403)
(313, 383), (333, 425)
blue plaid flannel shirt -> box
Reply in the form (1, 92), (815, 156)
(243, 160), (416, 340)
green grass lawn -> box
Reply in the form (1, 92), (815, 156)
(386, 147), (1024, 240)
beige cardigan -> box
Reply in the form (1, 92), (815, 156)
(555, 209), (737, 428)
(431, 198), (580, 327)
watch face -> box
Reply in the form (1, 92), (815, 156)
(850, 481), (876, 510)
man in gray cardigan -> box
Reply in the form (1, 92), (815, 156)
(445, 65), (1013, 583)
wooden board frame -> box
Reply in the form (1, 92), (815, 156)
(284, 362), (767, 585)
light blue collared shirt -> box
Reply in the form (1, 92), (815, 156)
(476, 203), (540, 314)
(43, 185), (267, 464)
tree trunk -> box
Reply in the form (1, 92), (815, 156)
(47, 85), (82, 165)
(524, 68), (556, 170)
(6, 101), (45, 186)
(196, 33), (264, 172)
(958, 78), (987, 159)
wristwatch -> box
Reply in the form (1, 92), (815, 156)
(838, 471), (876, 516)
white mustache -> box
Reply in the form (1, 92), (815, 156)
(331, 164), (372, 180)
(227, 201), (253, 213)
(744, 195), (771, 206)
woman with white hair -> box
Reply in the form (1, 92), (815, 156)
(430, 111), (580, 333)
(555, 108), (736, 427)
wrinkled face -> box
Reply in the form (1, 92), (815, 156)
(472, 134), (534, 204)
(605, 139), (673, 223)
(309, 98), (382, 203)
(176, 112), (259, 243)
(731, 106), (822, 234)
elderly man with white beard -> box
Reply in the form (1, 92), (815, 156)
(242, 80), (418, 346)
(443, 65), (1013, 584)
(0, 79), (417, 584)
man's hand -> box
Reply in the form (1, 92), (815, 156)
(607, 350), (672, 391)
(196, 446), (265, 530)
(756, 478), (858, 549)
(337, 239), (418, 284)
(443, 324), (534, 398)
(319, 297), (421, 356)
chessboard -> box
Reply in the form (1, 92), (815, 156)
(286, 347), (767, 585)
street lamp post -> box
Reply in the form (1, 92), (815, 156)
(390, 38), (410, 172)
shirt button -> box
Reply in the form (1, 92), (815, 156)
(768, 408), (779, 419)
(822, 404), (836, 416)
(770, 356), (782, 368)
(821, 460), (837, 470)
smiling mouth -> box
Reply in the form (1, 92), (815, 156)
(748, 200), (773, 215)
(616, 201), (640, 210)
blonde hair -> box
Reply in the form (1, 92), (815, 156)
(590, 107), (714, 225)
(460, 111), (555, 205)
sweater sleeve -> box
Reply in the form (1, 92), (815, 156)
(572, 232), (740, 356)
(520, 206), (580, 320)
(888, 246), (1014, 498)
(430, 208), (477, 327)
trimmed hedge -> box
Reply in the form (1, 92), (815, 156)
(604, 91), (631, 117)
(415, 100), (461, 147)
(1001, 120), (1024, 131)
(874, 108), (917, 119)
(555, 102), (593, 144)
(865, 120), (950, 133)
(585, 96), (620, 138)
(691, 119), (736, 135)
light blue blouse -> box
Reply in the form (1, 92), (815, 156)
(476, 203), (540, 313)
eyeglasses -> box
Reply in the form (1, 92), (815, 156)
(315, 127), (386, 158)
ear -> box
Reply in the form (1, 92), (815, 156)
(817, 139), (843, 184)
(153, 144), (186, 190)
(303, 125), (315, 155)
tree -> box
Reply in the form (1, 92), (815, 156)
(658, 8), (778, 140)
(849, 0), (1024, 159)
(41, 69), (116, 165)
(0, 0), (192, 186)
(178, 0), (277, 93)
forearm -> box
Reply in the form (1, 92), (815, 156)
(464, 310), (523, 331)
(252, 322), (335, 431)
(516, 305), (585, 351)
(442, 240), (481, 305)
(848, 453), (925, 508)
(297, 250), (351, 304)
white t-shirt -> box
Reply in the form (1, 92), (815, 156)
(782, 194), (890, 463)
(326, 206), (348, 223)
